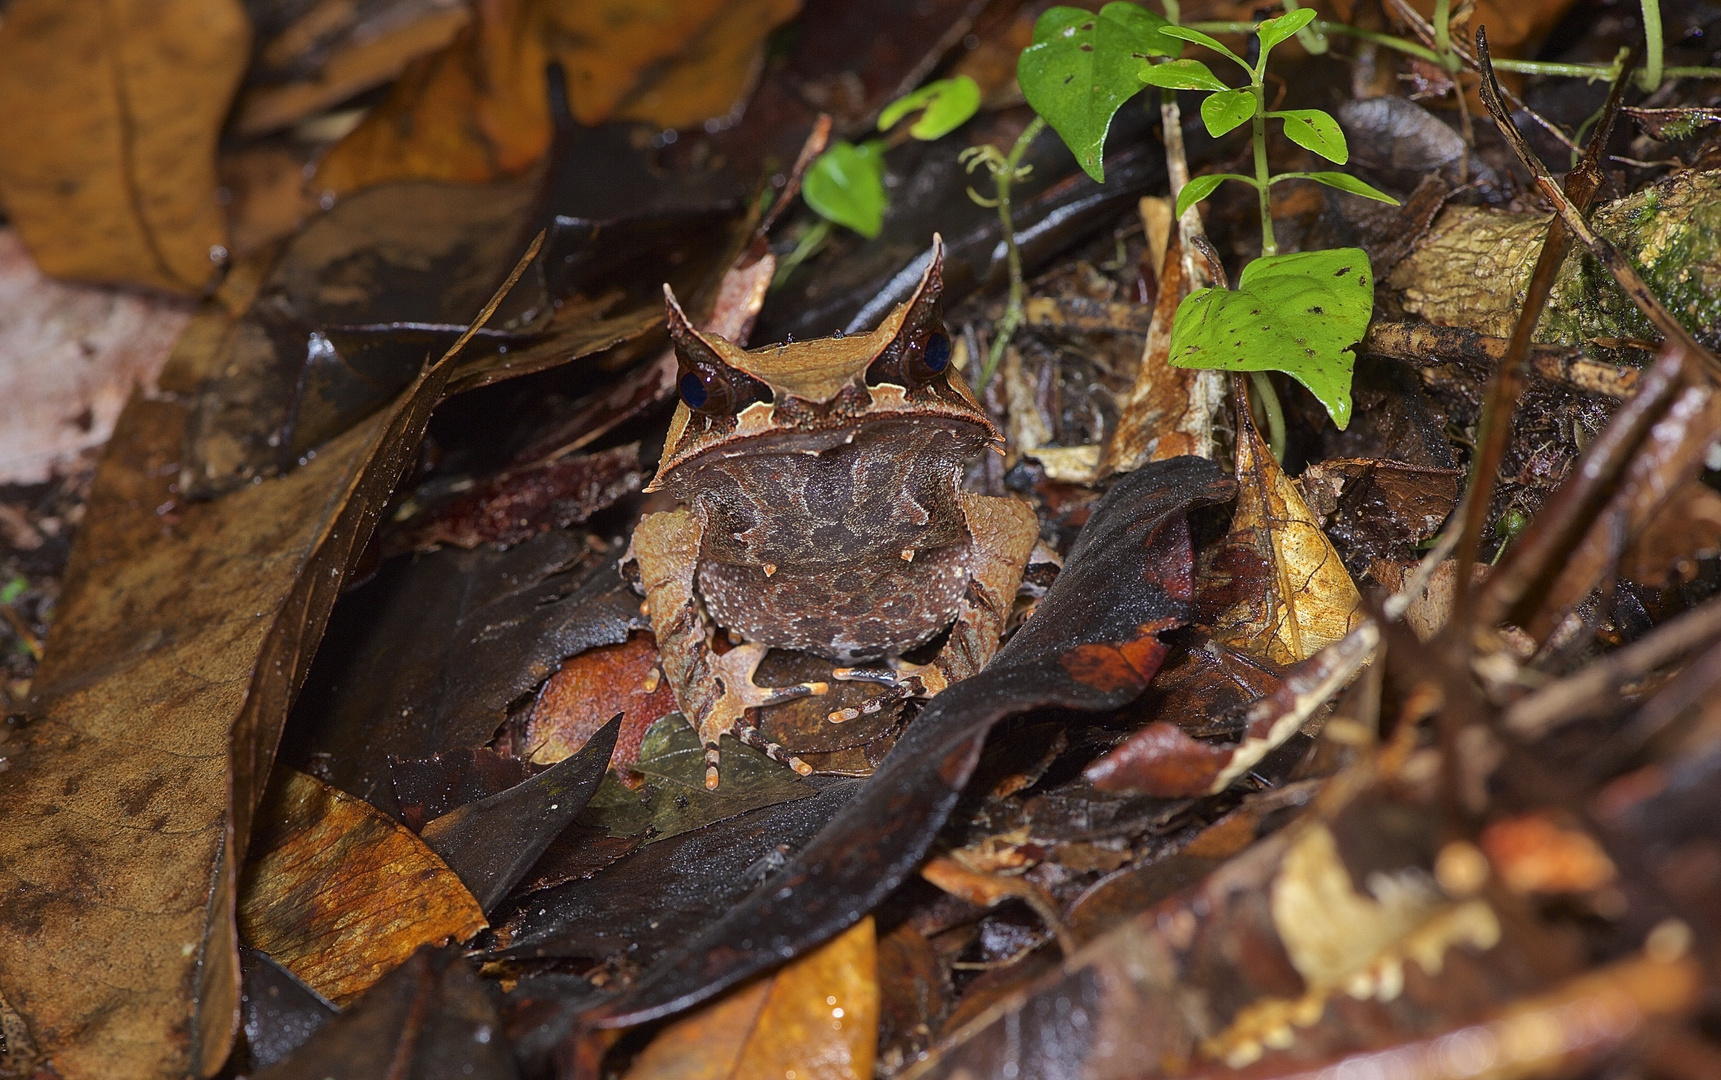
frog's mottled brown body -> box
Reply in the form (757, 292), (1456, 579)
(625, 236), (1039, 787)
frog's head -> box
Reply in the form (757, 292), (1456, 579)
(648, 234), (999, 491)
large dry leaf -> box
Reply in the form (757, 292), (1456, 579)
(0, 243), (536, 1079)
(0, 0), (250, 293)
(238, 769), (487, 1005)
(623, 917), (879, 1080)
(315, 0), (801, 195)
(1203, 385), (1363, 665)
(0, 230), (192, 484)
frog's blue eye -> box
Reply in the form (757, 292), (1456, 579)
(924, 333), (950, 373)
(679, 371), (709, 409)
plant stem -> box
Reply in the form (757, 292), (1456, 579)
(1187, 20), (1721, 82)
(1640, 0), (1664, 91)
(1432, 0), (1458, 72)
(1248, 371), (1287, 462)
(978, 115), (1046, 391)
(1251, 80), (1274, 258)
(771, 219), (830, 289)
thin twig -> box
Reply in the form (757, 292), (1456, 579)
(1383, 0), (1582, 152)
(1474, 30), (1721, 383)
(1502, 592), (1721, 739)
(1451, 47), (1635, 622)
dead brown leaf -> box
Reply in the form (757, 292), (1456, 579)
(235, 1), (472, 137)
(0, 0), (250, 293)
(314, 0), (802, 195)
(622, 917), (879, 1080)
(1202, 383), (1363, 666)
(1619, 479), (1721, 588)
(237, 769), (487, 1005)
(0, 239), (538, 1079)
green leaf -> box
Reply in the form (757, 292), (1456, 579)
(1282, 171), (1401, 204)
(1018, 3), (1178, 182)
(1137, 57), (1228, 92)
(1160, 24), (1248, 69)
(1274, 108), (1347, 163)
(1256, 8), (1317, 56)
(1167, 247), (1377, 428)
(1174, 172), (1249, 219)
(1201, 88), (1257, 136)
(878, 76), (982, 140)
(803, 140), (887, 238)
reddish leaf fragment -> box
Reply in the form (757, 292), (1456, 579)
(1087, 626), (1376, 797)
(389, 444), (642, 554)
(525, 634), (677, 777)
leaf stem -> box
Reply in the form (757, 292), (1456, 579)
(1432, 0), (1457, 72)
(1640, 0), (1664, 91)
(1248, 371), (1287, 462)
(1186, 19), (1721, 82)
(979, 115), (1047, 391)
(1252, 80), (1274, 258)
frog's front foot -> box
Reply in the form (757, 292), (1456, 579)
(700, 643), (828, 789)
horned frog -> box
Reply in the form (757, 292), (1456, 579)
(624, 236), (1039, 787)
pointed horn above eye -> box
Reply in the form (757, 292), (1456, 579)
(663, 284), (763, 415)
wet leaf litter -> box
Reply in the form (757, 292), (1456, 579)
(4, 1), (1721, 1079)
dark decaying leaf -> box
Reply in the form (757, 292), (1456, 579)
(420, 715), (619, 913)
(283, 540), (645, 809)
(578, 455), (1234, 1030)
(238, 768), (488, 1006)
(238, 946), (337, 1073)
(394, 748), (534, 833)
(386, 443), (642, 554)
(180, 176), (540, 496)
(254, 946), (518, 1080)
(496, 780), (867, 1013)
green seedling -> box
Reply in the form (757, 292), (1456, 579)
(960, 2), (1181, 388)
(1135, 7), (1396, 431)
(802, 76), (983, 240)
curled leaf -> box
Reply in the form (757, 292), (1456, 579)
(878, 76), (981, 140)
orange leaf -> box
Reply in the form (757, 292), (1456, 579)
(316, 0), (802, 196)
(0, 0), (249, 293)
(237, 769), (488, 1005)
(624, 917), (879, 1080)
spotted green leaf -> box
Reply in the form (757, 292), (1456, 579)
(803, 140), (887, 238)
(1137, 58), (1228, 92)
(1202, 89), (1257, 137)
(1018, 3), (1178, 181)
(1256, 8), (1317, 57)
(878, 76), (982, 141)
(1167, 248), (1376, 428)
(1274, 108), (1347, 163)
